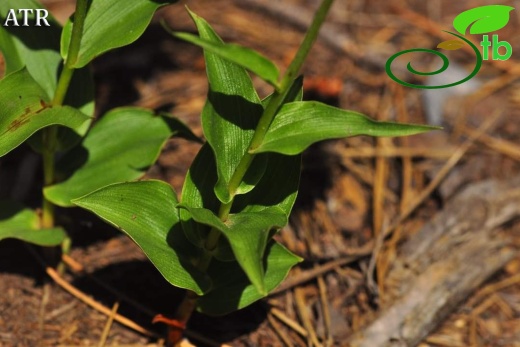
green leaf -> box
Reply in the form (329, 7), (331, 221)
(180, 149), (294, 263)
(233, 77), (304, 216)
(180, 144), (221, 249)
(73, 180), (211, 295)
(233, 153), (301, 216)
(252, 101), (439, 155)
(0, 0), (95, 153)
(198, 241), (302, 315)
(27, 66), (96, 153)
(0, 68), (91, 157)
(172, 31), (280, 88)
(0, 0), (61, 95)
(0, 1), (94, 118)
(61, 0), (177, 67)
(180, 76), (303, 255)
(188, 9), (266, 204)
(453, 5), (514, 35)
(44, 107), (188, 207)
(179, 205), (287, 295)
(0, 200), (65, 246)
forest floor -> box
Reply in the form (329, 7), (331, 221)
(1, 0), (520, 346)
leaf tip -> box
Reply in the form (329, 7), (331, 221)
(185, 6), (199, 22)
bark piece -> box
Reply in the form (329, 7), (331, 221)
(347, 175), (520, 347)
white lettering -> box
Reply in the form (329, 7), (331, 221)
(3, 9), (19, 27)
(35, 9), (50, 27)
(2, 8), (52, 27)
(18, 9), (34, 26)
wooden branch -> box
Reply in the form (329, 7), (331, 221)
(347, 175), (520, 347)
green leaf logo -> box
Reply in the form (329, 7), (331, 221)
(453, 5), (514, 35)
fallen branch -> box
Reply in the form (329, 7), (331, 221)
(347, 175), (520, 347)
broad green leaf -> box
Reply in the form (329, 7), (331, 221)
(178, 144), (235, 262)
(189, 9), (266, 204)
(0, 1), (94, 118)
(0, 0), (61, 95)
(0, 201), (65, 246)
(252, 101), (438, 155)
(453, 5), (514, 35)
(27, 66), (96, 153)
(61, 0), (177, 68)
(44, 107), (191, 207)
(233, 153), (301, 216)
(0, 68), (91, 157)
(73, 180), (211, 295)
(0, 0), (95, 153)
(179, 205), (287, 295)
(180, 144), (221, 248)
(180, 75), (303, 255)
(198, 241), (302, 315)
(232, 77), (304, 216)
(172, 31), (280, 88)
(180, 150), (300, 262)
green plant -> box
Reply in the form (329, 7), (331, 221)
(0, 0), (189, 249)
(0, 0), (437, 343)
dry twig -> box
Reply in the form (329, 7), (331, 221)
(295, 288), (322, 347)
(270, 307), (308, 338)
(267, 313), (295, 347)
(97, 301), (119, 347)
(270, 251), (371, 296)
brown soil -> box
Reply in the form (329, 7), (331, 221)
(1, 0), (520, 346)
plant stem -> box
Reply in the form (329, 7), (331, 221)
(251, 0), (334, 148)
(51, 0), (88, 106)
(171, 0), (335, 336)
(172, 290), (199, 326)
(65, 0), (88, 68)
(41, 126), (57, 228)
(223, 0), (334, 212)
(208, 0), (334, 259)
(52, 66), (75, 107)
(203, 0), (334, 257)
(41, 0), (89, 268)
